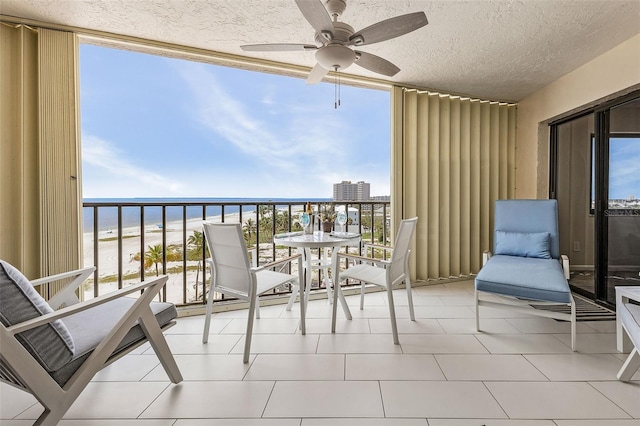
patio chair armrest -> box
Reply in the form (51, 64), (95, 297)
(6, 275), (168, 335)
(561, 254), (570, 280)
(363, 243), (393, 257)
(253, 253), (302, 272)
(482, 250), (492, 265)
(338, 252), (390, 267)
(30, 266), (96, 309)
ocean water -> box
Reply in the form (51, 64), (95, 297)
(82, 197), (331, 232)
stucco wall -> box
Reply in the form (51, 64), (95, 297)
(516, 33), (640, 199)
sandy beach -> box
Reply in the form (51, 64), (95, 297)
(82, 211), (255, 303)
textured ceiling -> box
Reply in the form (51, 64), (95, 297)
(2, 0), (639, 101)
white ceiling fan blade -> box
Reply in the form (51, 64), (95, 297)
(241, 43), (318, 52)
(349, 12), (428, 46)
(295, 0), (334, 38)
(354, 51), (400, 77)
(306, 63), (329, 84)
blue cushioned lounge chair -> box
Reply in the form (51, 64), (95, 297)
(474, 199), (576, 351)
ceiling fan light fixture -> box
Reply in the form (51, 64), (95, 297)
(315, 44), (356, 70)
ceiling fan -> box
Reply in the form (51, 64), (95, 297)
(241, 0), (429, 84)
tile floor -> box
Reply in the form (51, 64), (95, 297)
(1, 280), (639, 426)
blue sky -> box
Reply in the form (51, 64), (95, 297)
(79, 44), (390, 199)
(609, 137), (640, 200)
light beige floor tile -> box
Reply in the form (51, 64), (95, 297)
(435, 354), (547, 381)
(428, 420), (555, 426)
(345, 292), (387, 306)
(59, 421), (176, 425)
(439, 318), (521, 334)
(581, 320), (617, 333)
(175, 420), (301, 426)
(264, 381), (383, 418)
(163, 333), (242, 354)
(475, 333), (573, 354)
(554, 420), (640, 425)
(304, 318), (371, 334)
(244, 354), (344, 380)
(404, 295), (446, 306)
(348, 306), (413, 319)
(400, 334), (488, 354)
(175, 420), (300, 426)
(302, 419), (428, 425)
(380, 381), (506, 418)
(554, 332), (618, 353)
(485, 382), (631, 419)
(17, 382), (170, 420)
(143, 354), (252, 381)
(0, 384), (38, 420)
(213, 304), (284, 319)
(345, 354), (445, 380)
(369, 318), (445, 334)
(169, 316), (230, 334)
(412, 285), (473, 296)
(412, 306), (475, 319)
(438, 295), (476, 306)
(140, 381), (274, 418)
(475, 306), (537, 318)
(230, 333), (320, 355)
(589, 380), (640, 418)
(92, 353), (161, 381)
(506, 317), (593, 334)
(317, 333), (403, 353)
(524, 353), (633, 381)
(220, 318), (300, 334)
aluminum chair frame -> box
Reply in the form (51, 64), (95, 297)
(202, 222), (304, 363)
(335, 217), (418, 344)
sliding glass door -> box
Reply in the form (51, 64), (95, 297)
(551, 91), (640, 307)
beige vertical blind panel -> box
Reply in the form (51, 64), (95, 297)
(393, 88), (516, 281)
(0, 24), (40, 278)
(37, 28), (81, 296)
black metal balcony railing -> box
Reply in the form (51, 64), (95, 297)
(82, 200), (391, 307)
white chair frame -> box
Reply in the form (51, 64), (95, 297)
(0, 268), (182, 426)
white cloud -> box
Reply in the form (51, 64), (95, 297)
(82, 135), (186, 197)
(175, 63), (356, 188)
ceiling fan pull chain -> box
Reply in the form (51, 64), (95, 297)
(334, 66), (341, 109)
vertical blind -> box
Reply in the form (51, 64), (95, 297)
(0, 24), (80, 295)
(38, 28), (81, 296)
(392, 87), (517, 281)
(0, 23), (40, 278)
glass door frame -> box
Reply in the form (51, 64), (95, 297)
(549, 89), (640, 309)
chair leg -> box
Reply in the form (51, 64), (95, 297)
(255, 298), (261, 319)
(474, 288), (480, 332)
(406, 276), (415, 321)
(286, 285), (298, 311)
(617, 347), (640, 381)
(139, 308), (183, 383)
(244, 295), (257, 364)
(202, 284), (216, 343)
(360, 282), (366, 310)
(386, 283), (399, 345)
(570, 297), (577, 352)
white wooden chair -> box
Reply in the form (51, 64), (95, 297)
(335, 217), (418, 344)
(201, 222), (304, 363)
(0, 260), (183, 426)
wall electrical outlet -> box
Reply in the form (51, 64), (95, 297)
(573, 241), (581, 252)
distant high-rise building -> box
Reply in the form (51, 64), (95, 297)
(333, 180), (371, 201)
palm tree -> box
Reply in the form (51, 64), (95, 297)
(186, 229), (206, 261)
(145, 244), (163, 276)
